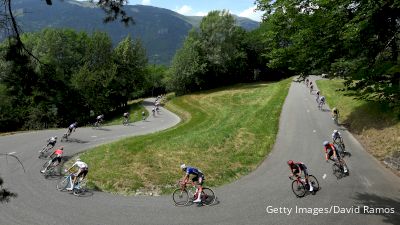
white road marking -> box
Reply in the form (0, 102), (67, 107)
(91, 136), (97, 138)
(361, 176), (372, 187)
(322, 174), (327, 179)
(307, 110), (310, 113)
(313, 130), (316, 133)
(8, 152), (16, 155)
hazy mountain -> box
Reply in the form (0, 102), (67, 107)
(11, 0), (259, 64)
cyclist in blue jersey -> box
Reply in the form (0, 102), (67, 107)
(180, 164), (204, 203)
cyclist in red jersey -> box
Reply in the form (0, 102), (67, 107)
(323, 141), (340, 162)
(287, 160), (313, 192)
(41, 146), (64, 173)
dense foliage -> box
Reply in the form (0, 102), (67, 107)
(0, 29), (161, 131)
(255, 0), (400, 112)
(165, 10), (276, 95)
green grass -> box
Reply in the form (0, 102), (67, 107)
(317, 79), (399, 160)
(79, 79), (292, 195)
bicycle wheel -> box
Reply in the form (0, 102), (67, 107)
(57, 177), (70, 191)
(291, 180), (306, 197)
(341, 161), (349, 175)
(308, 175), (319, 191)
(201, 188), (216, 206)
(172, 189), (189, 206)
(41, 160), (51, 173)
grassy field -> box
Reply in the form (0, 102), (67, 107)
(317, 79), (399, 160)
(79, 79), (291, 195)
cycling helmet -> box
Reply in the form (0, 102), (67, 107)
(60, 146), (64, 150)
(333, 130), (338, 134)
(287, 160), (294, 165)
(180, 164), (187, 170)
(323, 141), (329, 146)
(54, 136), (57, 139)
(76, 158), (81, 162)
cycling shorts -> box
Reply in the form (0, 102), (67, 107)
(192, 173), (205, 185)
(76, 168), (88, 178)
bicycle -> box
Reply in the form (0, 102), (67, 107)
(332, 114), (339, 125)
(122, 117), (129, 126)
(333, 139), (350, 158)
(318, 101), (325, 110)
(172, 181), (216, 206)
(93, 120), (102, 129)
(57, 173), (88, 196)
(40, 158), (60, 178)
(289, 175), (319, 198)
(38, 144), (54, 159)
(60, 131), (70, 142)
(331, 158), (349, 179)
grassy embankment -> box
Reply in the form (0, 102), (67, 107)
(317, 79), (399, 160)
(77, 78), (291, 195)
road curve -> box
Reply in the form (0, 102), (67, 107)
(1, 81), (399, 225)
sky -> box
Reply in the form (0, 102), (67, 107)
(131, 0), (264, 22)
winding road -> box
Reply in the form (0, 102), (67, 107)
(1, 78), (399, 225)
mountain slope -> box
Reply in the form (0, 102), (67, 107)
(11, 0), (259, 64)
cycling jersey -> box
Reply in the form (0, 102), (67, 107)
(324, 143), (340, 160)
(186, 167), (203, 176)
(73, 161), (88, 169)
(54, 149), (63, 156)
(289, 162), (308, 176)
(332, 132), (342, 141)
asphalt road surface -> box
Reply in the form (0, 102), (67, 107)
(0, 80), (399, 225)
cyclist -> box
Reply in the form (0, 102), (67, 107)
(332, 130), (346, 153)
(66, 158), (89, 191)
(332, 107), (339, 121)
(318, 95), (325, 109)
(142, 111), (146, 121)
(287, 160), (313, 192)
(41, 146), (64, 173)
(96, 114), (104, 125)
(323, 141), (340, 162)
(309, 84), (314, 94)
(152, 107), (156, 116)
(180, 164), (204, 203)
(40, 136), (57, 153)
(67, 122), (78, 136)
(123, 112), (129, 124)
(332, 130), (344, 144)
(316, 90), (320, 102)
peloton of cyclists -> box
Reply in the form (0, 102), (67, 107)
(180, 164), (205, 203)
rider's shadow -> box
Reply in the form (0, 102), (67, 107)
(93, 127), (112, 131)
(66, 138), (89, 144)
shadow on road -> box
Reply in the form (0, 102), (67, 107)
(353, 192), (400, 225)
(92, 127), (112, 132)
(62, 138), (89, 144)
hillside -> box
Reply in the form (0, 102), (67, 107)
(10, 0), (259, 65)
